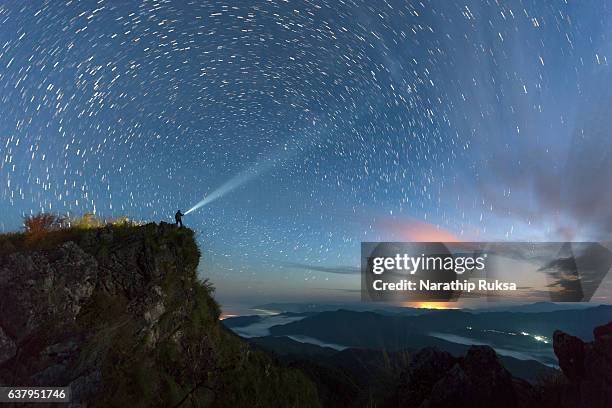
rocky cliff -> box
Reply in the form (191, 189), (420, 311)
(385, 345), (536, 408)
(553, 321), (612, 408)
(0, 223), (318, 407)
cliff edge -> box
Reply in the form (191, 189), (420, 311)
(0, 222), (318, 407)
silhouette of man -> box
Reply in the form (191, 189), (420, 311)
(175, 210), (184, 227)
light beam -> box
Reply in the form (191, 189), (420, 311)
(185, 124), (321, 215)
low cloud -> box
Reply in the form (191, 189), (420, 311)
(280, 261), (361, 275)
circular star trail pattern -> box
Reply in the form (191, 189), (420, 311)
(1, 1), (610, 303)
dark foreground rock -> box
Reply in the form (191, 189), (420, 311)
(387, 345), (536, 408)
(384, 323), (612, 408)
(553, 321), (612, 408)
(0, 223), (318, 407)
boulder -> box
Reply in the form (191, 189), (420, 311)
(553, 321), (612, 408)
(553, 330), (585, 381)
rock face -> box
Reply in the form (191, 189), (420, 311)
(391, 345), (535, 408)
(553, 321), (612, 408)
(0, 223), (318, 407)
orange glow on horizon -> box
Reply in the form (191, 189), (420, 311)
(405, 302), (459, 310)
(378, 218), (462, 242)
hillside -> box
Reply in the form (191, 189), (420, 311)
(0, 223), (318, 407)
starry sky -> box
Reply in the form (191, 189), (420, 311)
(1, 1), (611, 311)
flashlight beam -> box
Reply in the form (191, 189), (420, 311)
(185, 164), (268, 215)
(184, 121), (323, 215)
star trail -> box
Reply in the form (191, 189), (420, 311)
(1, 1), (610, 308)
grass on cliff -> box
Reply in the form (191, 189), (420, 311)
(0, 212), (144, 255)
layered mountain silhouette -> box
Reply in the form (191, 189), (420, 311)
(0, 223), (610, 407)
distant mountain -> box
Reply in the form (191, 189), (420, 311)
(269, 306), (612, 348)
(253, 302), (354, 313)
(253, 301), (598, 316)
(252, 302), (435, 316)
(472, 301), (596, 314)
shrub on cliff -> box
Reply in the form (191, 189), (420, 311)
(23, 212), (60, 233)
(23, 212), (63, 240)
(71, 212), (103, 229)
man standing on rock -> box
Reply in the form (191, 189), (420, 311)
(175, 210), (184, 227)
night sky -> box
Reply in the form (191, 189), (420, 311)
(1, 1), (611, 311)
